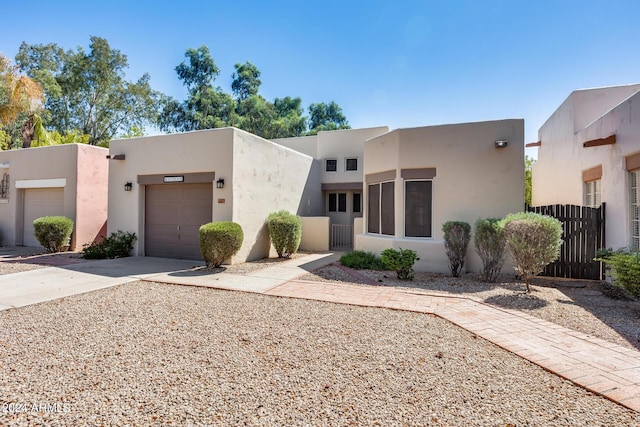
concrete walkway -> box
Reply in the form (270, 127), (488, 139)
(1, 252), (639, 412)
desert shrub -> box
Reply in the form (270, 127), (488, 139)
(501, 212), (562, 292)
(597, 248), (640, 298)
(380, 248), (419, 280)
(199, 222), (244, 268)
(474, 218), (507, 282)
(339, 250), (387, 270)
(33, 216), (74, 253)
(442, 221), (471, 277)
(82, 231), (137, 259)
(267, 210), (302, 258)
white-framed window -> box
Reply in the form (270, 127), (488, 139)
(584, 179), (601, 208)
(405, 180), (433, 238)
(367, 181), (394, 235)
(630, 170), (640, 250)
(345, 158), (358, 171)
(325, 159), (337, 172)
(328, 192), (347, 213)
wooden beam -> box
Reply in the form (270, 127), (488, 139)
(525, 141), (541, 147)
(583, 134), (616, 148)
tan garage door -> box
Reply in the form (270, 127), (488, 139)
(23, 188), (65, 247)
(145, 183), (213, 260)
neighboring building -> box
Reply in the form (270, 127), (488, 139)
(107, 127), (314, 262)
(355, 119), (524, 273)
(531, 84), (640, 250)
(0, 144), (108, 249)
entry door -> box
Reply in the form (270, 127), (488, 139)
(145, 183), (213, 260)
(23, 188), (65, 247)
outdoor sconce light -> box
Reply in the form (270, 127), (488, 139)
(124, 182), (133, 192)
(495, 140), (509, 148)
(216, 178), (225, 189)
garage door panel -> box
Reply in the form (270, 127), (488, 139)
(23, 188), (65, 247)
(145, 183), (212, 260)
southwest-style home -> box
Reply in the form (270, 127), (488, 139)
(531, 84), (640, 251)
(0, 144), (108, 249)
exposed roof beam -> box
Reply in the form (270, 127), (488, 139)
(583, 134), (616, 148)
(525, 141), (541, 147)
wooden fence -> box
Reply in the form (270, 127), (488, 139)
(527, 203), (605, 280)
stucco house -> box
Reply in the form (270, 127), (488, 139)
(355, 119), (524, 273)
(0, 144), (108, 249)
(531, 84), (640, 251)
(107, 127), (313, 262)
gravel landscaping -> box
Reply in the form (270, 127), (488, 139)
(299, 264), (640, 351)
(1, 282), (639, 426)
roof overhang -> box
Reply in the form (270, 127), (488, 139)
(583, 134), (616, 148)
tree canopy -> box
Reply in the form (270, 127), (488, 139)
(159, 45), (350, 139)
(16, 36), (162, 145)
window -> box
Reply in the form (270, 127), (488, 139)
(631, 171), (640, 250)
(328, 193), (346, 212)
(405, 180), (433, 237)
(353, 193), (362, 213)
(0, 172), (9, 200)
(367, 182), (394, 235)
(584, 179), (601, 208)
(346, 158), (358, 171)
(325, 159), (337, 172)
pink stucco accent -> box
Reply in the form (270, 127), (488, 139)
(73, 145), (109, 250)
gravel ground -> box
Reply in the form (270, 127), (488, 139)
(0, 261), (45, 275)
(1, 282), (639, 426)
(299, 265), (640, 351)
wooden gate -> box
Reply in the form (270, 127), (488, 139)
(330, 224), (353, 250)
(527, 203), (605, 280)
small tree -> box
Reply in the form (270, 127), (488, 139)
(33, 216), (74, 253)
(597, 249), (640, 298)
(474, 218), (507, 282)
(380, 248), (419, 280)
(267, 210), (302, 258)
(442, 221), (471, 277)
(199, 222), (244, 268)
(501, 212), (562, 292)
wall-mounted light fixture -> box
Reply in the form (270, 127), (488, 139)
(124, 182), (133, 192)
(495, 140), (509, 149)
(216, 178), (225, 189)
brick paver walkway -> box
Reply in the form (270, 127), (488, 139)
(265, 279), (640, 412)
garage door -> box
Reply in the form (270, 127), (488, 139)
(23, 188), (65, 247)
(145, 183), (213, 260)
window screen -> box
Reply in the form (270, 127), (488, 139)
(328, 193), (337, 212)
(338, 193), (347, 212)
(368, 184), (380, 233)
(631, 171), (640, 250)
(346, 158), (358, 171)
(326, 159), (337, 172)
(405, 180), (432, 237)
(353, 193), (362, 213)
(381, 182), (395, 236)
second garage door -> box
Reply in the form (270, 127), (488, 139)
(145, 183), (213, 260)
(23, 188), (65, 247)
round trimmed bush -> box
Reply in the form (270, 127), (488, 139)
(33, 216), (74, 253)
(199, 221), (244, 268)
(267, 210), (302, 258)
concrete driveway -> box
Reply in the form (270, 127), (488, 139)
(0, 257), (203, 311)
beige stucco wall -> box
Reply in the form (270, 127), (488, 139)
(270, 135), (318, 158)
(0, 144), (108, 249)
(356, 119), (525, 274)
(532, 87), (640, 249)
(74, 145), (109, 248)
(108, 128), (235, 256)
(231, 129), (314, 261)
(299, 216), (330, 251)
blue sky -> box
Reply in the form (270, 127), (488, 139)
(2, 0), (640, 157)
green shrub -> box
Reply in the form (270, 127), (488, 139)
(339, 250), (387, 270)
(474, 218), (507, 282)
(442, 221), (471, 277)
(33, 216), (74, 253)
(597, 249), (640, 297)
(501, 212), (562, 292)
(199, 221), (244, 268)
(267, 210), (302, 258)
(381, 248), (419, 280)
(82, 231), (137, 259)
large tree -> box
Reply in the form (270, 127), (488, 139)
(16, 36), (162, 145)
(307, 101), (350, 134)
(0, 54), (48, 149)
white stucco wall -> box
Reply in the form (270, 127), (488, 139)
(108, 129), (235, 256)
(532, 87), (640, 250)
(356, 119), (525, 274)
(231, 129), (314, 261)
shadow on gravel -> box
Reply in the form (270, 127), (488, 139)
(484, 293), (548, 310)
